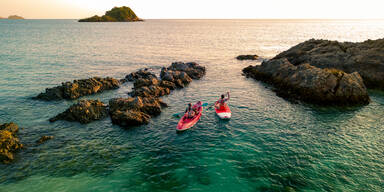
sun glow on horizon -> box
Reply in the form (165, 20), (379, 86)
(1, 0), (384, 19)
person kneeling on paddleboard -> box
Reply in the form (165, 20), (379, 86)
(215, 92), (230, 109)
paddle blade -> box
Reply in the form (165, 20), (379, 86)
(202, 103), (208, 107)
(172, 113), (182, 117)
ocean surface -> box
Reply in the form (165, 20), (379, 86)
(0, 19), (384, 192)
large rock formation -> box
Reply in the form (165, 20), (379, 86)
(243, 58), (370, 105)
(109, 97), (167, 127)
(0, 123), (23, 164)
(272, 38), (384, 89)
(79, 6), (143, 22)
(34, 77), (120, 101)
(111, 62), (205, 127)
(50, 100), (108, 124)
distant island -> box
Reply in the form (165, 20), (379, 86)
(7, 15), (25, 19)
(79, 6), (143, 22)
(0, 15), (25, 19)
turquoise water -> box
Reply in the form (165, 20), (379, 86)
(1, 19), (384, 191)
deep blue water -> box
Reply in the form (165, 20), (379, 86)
(0, 19), (384, 191)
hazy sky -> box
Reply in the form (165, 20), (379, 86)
(1, 0), (384, 19)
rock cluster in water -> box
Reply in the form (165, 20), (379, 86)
(47, 62), (205, 126)
(110, 62), (206, 127)
(33, 77), (120, 101)
(243, 59), (369, 105)
(0, 123), (23, 164)
(79, 6), (143, 22)
(242, 38), (384, 105)
(49, 100), (108, 124)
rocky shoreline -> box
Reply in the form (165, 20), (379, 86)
(241, 38), (384, 105)
(243, 59), (370, 105)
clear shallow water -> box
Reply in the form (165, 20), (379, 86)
(0, 19), (384, 191)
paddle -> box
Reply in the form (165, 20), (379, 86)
(172, 103), (209, 117)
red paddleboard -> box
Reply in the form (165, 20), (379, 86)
(177, 101), (203, 131)
(215, 103), (231, 119)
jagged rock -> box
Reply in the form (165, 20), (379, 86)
(133, 77), (159, 88)
(34, 77), (120, 101)
(272, 38), (384, 89)
(0, 122), (23, 164)
(243, 58), (370, 105)
(36, 136), (54, 145)
(109, 96), (166, 127)
(236, 55), (259, 60)
(125, 69), (157, 82)
(49, 100), (108, 124)
(163, 62), (206, 79)
(159, 80), (176, 90)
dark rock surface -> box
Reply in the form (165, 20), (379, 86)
(34, 77), (120, 101)
(243, 58), (370, 105)
(0, 122), (23, 164)
(236, 55), (259, 60)
(36, 136), (54, 145)
(272, 38), (384, 89)
(109, 97), (166, 127)
(49, 100), (108, 124)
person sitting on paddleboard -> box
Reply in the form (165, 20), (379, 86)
(185, 103), (195, 119)
(215, 92), (230, 109)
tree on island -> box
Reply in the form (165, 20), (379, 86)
(79, 6), (143, 22)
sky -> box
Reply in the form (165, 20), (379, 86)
(1, 0), (384, 19)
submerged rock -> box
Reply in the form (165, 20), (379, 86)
(236, 55), (259, 60)
(243, 58), (370, 105)
(50, 100), (108, 124)
(272, 38), (384, 89)
(34, 77), (120, 101)
(0, 122), (23, 164)
(36, 136), (54, 145)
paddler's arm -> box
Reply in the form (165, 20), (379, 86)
(227, 92), (230, 101)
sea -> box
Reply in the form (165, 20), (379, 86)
(0, 19), (384, 192)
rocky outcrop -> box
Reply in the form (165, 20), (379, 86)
(243, 58), (370, 105)
(111, 62), (205, 127)
(162, 62), (206, 80)
(79, 6), (143, 22)
(0, 123), (23, 164)
(36, 136), (54, 145)
(109, 97), (166, 127)
(236, 55), (259, 60)
(49, 100), (108, 124)
(272, 38), (384, 89)
(34, 77), (120, 101)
